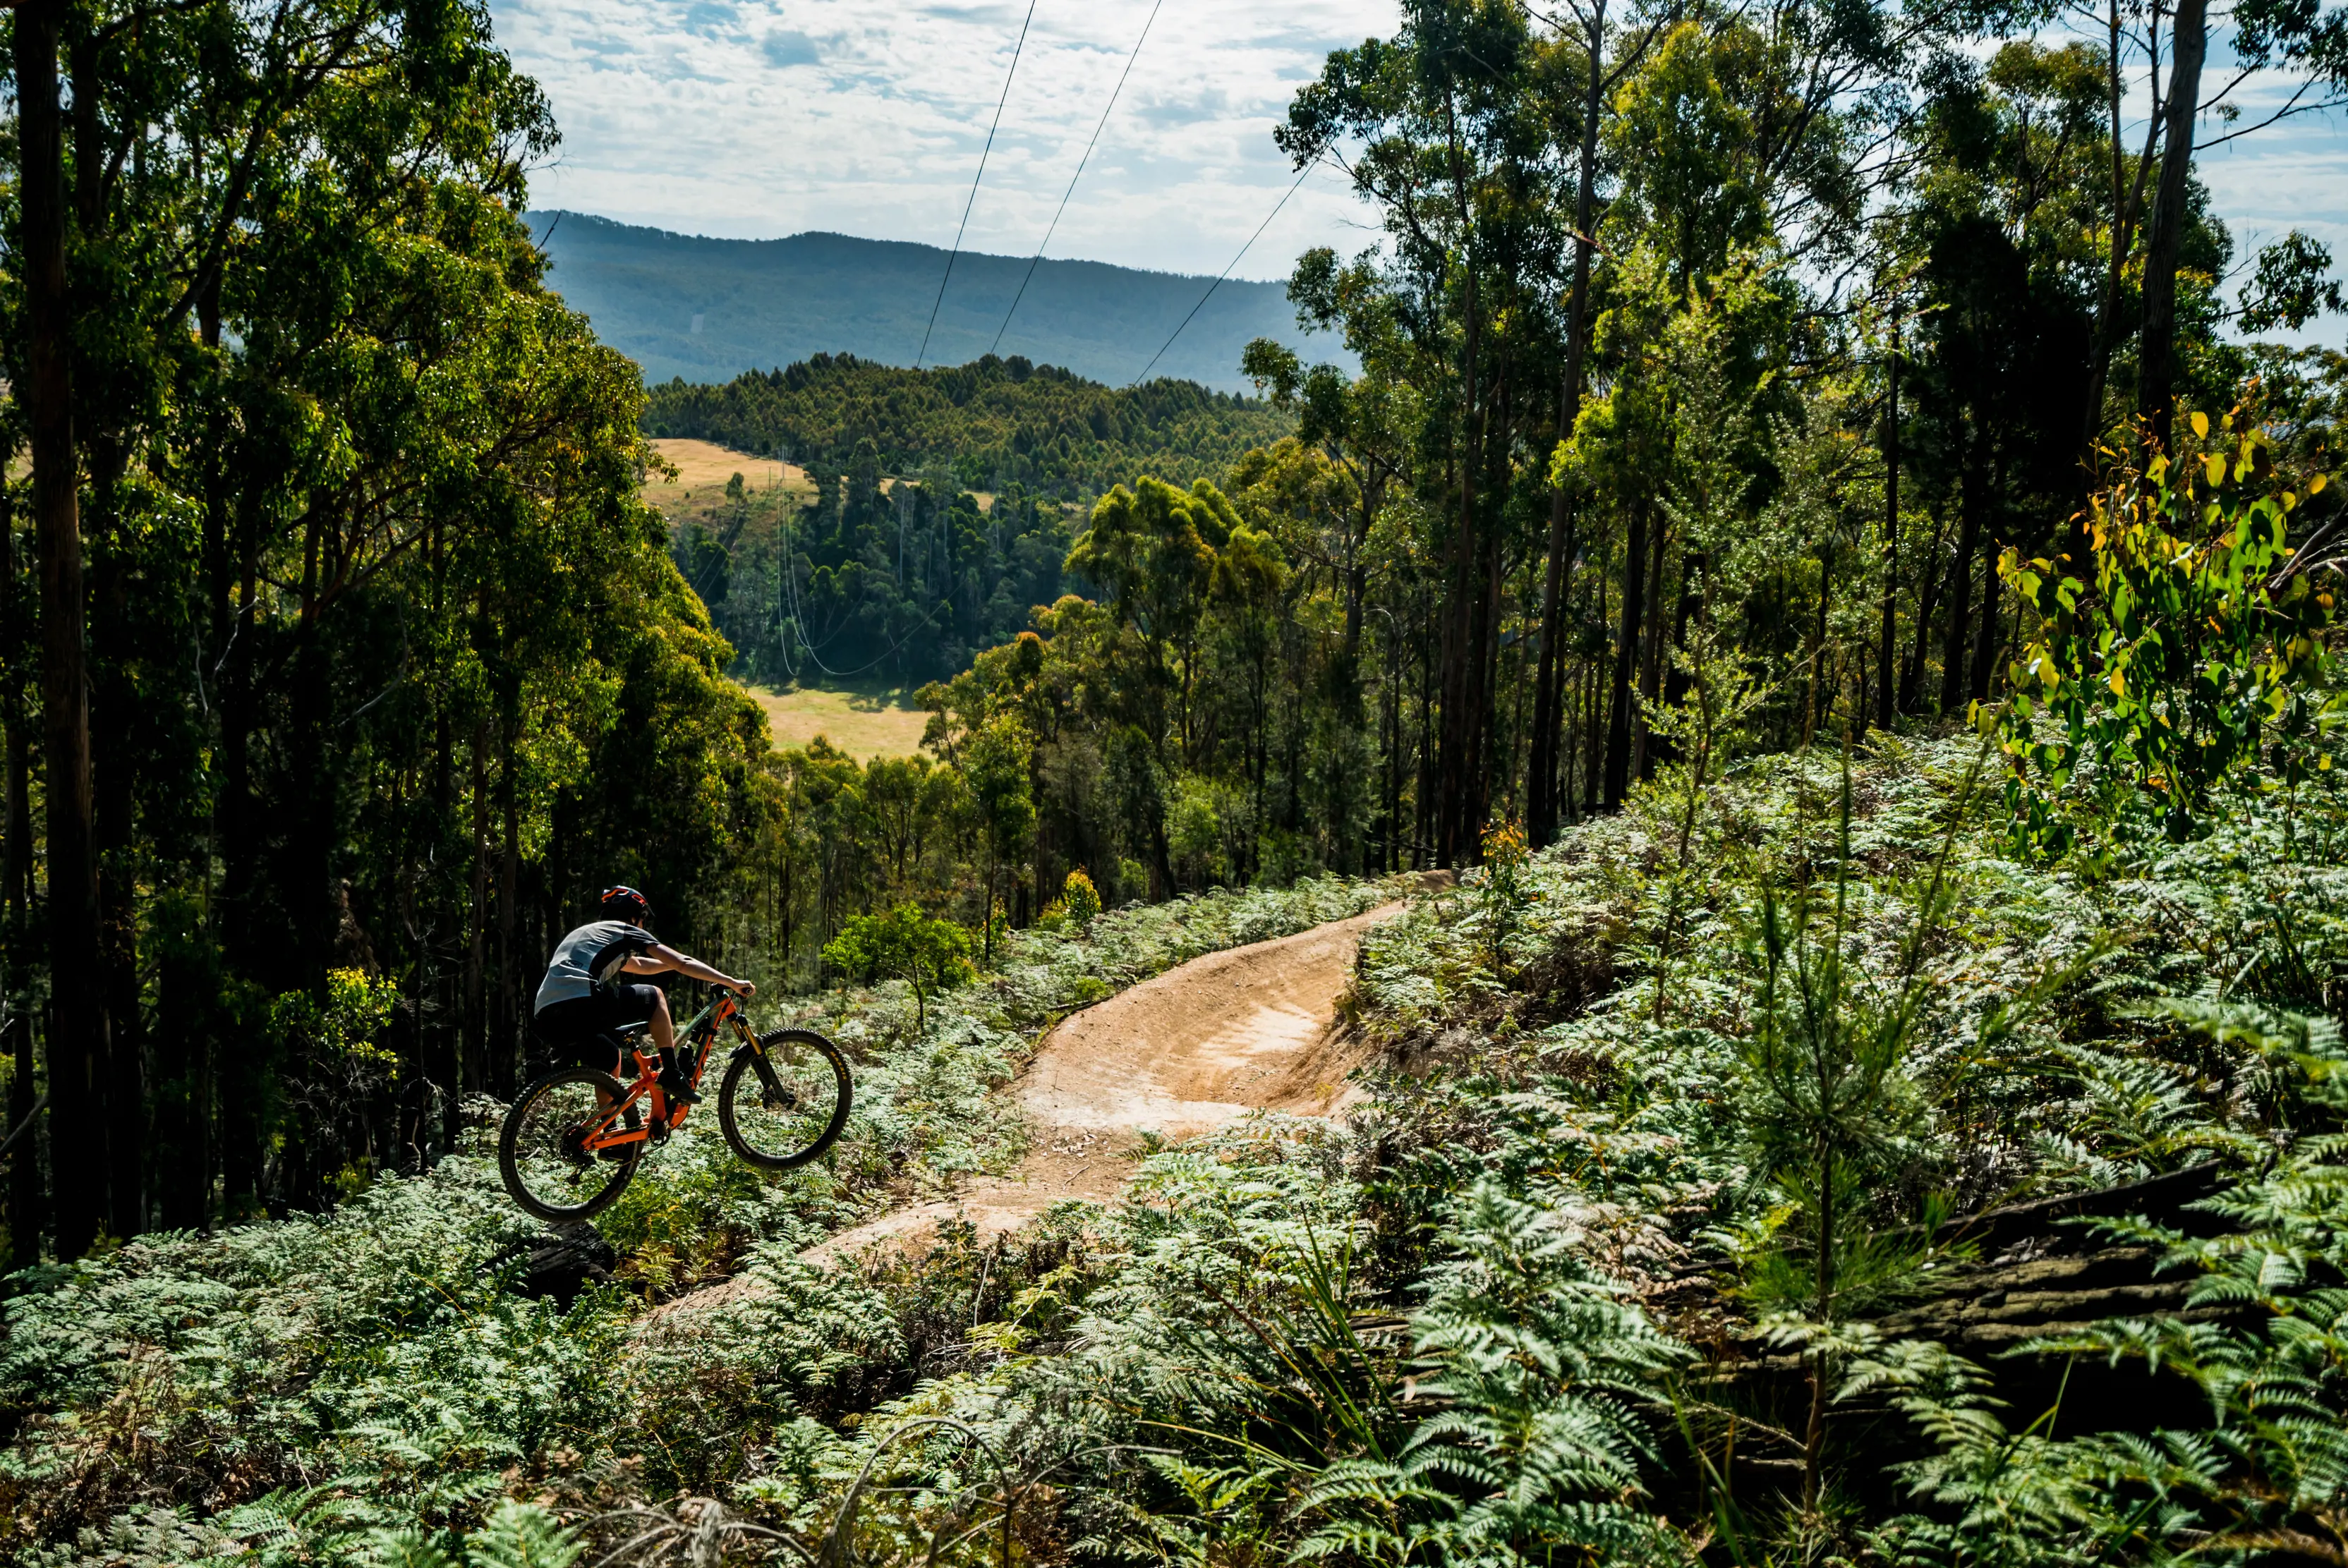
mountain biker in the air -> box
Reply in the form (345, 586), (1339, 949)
(533, 886), (755, 1107)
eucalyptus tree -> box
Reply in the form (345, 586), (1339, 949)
(1527, 0), (1681, 846)
(1280, 0), (1569, 866)
(2098, 0), (2348, 446)
(1, 0), (767, 1249)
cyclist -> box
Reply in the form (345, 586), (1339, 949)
(533, 886), (756, 1107)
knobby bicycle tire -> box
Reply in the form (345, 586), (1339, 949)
(718, 1028), (852, 1170)
(500, 1066), (642, 1222)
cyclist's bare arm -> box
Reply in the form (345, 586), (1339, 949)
(623, 944), (756, 999)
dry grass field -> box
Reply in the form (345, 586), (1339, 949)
(743, 681), (932, 760)
(643, 439), (992, 513)
(644, 438), (812, 513)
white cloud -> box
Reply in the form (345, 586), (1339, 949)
(495, 0), (2347, 334)
(496, 0), (1391, 279)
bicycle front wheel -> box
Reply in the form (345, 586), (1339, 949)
(500, 1068), (642, 1222)
(718, 1029), (852, 1170)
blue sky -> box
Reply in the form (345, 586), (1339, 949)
(490, 0), (2346, 339)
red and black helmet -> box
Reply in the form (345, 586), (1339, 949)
(598, 885), (653, 924)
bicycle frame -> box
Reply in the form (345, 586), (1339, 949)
(574, 992), (769, 1156)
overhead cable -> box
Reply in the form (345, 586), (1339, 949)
(781, 494), (956, 679)
(988, 0), (1166, 358)
(915, 0), (1039, 370)
(1129, 160), (1314, 387)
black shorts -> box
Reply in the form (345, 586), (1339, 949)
(534, 984), (662, 1074)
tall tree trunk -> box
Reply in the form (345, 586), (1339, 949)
(1875, 332), (1900, 731)
(2081, 0), (2153, 467)
(2135, 0), (2208, 452)
(1604, 502), (1648, 807)
(1583, 538), (1609, 815)
(1632, 514), (1670, 782)
(155, 923), (214, 1232)
(92, 468), (145, 1241)
(1436, 91), (1482, 867)
(1938, 422), (1985, 716)
(1970, 526), (2004, 703)
(18, 0), (107, 1260)
(8, 1002), (34, 1263)
(3, 492), (30, 930)
(496, 713), (520, 1098)
(217, 507), (262, 1217)
(1530, 13), (1606, 847)
(4, 492), (37, 1261)
(65, 35), (144, 1240)
(1805, 542), (1834, 746)
(464, 723), (489, 1093)
(1901, 506), (1949, 714)
(1469, 367), (1506, 840)
(1662, 553), (1705, 739)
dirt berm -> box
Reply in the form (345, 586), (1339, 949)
(648, 901), (1406, 1320)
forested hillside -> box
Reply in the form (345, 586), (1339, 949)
(646, 356), (1298, 686)
(8, 0), (2348, 1563)
(643, 354), (1290, 499)
(528, 213), (1352, 392)
(662, 454), (1077, 689)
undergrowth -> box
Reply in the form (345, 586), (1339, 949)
(8, 752), (2348, 1567)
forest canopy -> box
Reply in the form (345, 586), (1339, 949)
(641, 353), (1293, 499)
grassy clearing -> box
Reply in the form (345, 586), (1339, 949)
(643, 437), (811, 516)
(744, 680), (932, 760)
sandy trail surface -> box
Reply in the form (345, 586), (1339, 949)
(802, 901), (1403, 1263)
(649, 904), (1403, 1320)
(798, 906), (1399, 1258)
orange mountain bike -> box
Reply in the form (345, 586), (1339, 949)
(497, 991), (852, 1222)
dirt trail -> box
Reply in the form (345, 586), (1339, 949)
(649, 904), (1407, 1321)
(799, 902), (1404, 1263)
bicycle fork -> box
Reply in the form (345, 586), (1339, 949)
(732, 1031), (795, 1107)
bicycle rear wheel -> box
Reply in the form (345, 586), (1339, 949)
(718, 1029), (852, 1170)
(500, 1068), (642, 1222)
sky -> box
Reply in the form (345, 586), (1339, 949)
(490, 0), (2348, 326)
(490, 0), (1392, 281)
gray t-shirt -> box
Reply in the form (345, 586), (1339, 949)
(534, 920), (657, 1014)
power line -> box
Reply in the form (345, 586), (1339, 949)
(780, 494), (956, 679)
(988, 0), (1165, 358)
(915, 0), (1039, 371)
(1129, 160), (1314, 387)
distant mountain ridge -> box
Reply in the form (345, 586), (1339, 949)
(526, 212), (1351, 394)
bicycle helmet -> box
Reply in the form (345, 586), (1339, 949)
(599, 885), (653, 925)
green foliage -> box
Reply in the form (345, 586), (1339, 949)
(1474, 816), (1530, 978)
(1997, 415), (2342, 847)
(667, 438), (1077, 684)
(17, 738), (2348, 1568)
(270, 968), (404, 1072)
(1302, 1177), (1689, 1567)
(363, 1503), (580, 1568)
(13, 0), (2348, 1563)
(643, 354), (1290, 501)
(1046, 867), (1102, 930)
(0, 1157), (617, 1558)
(822, 903), (973, 1032)
(1876, 995), (2348, 1566)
